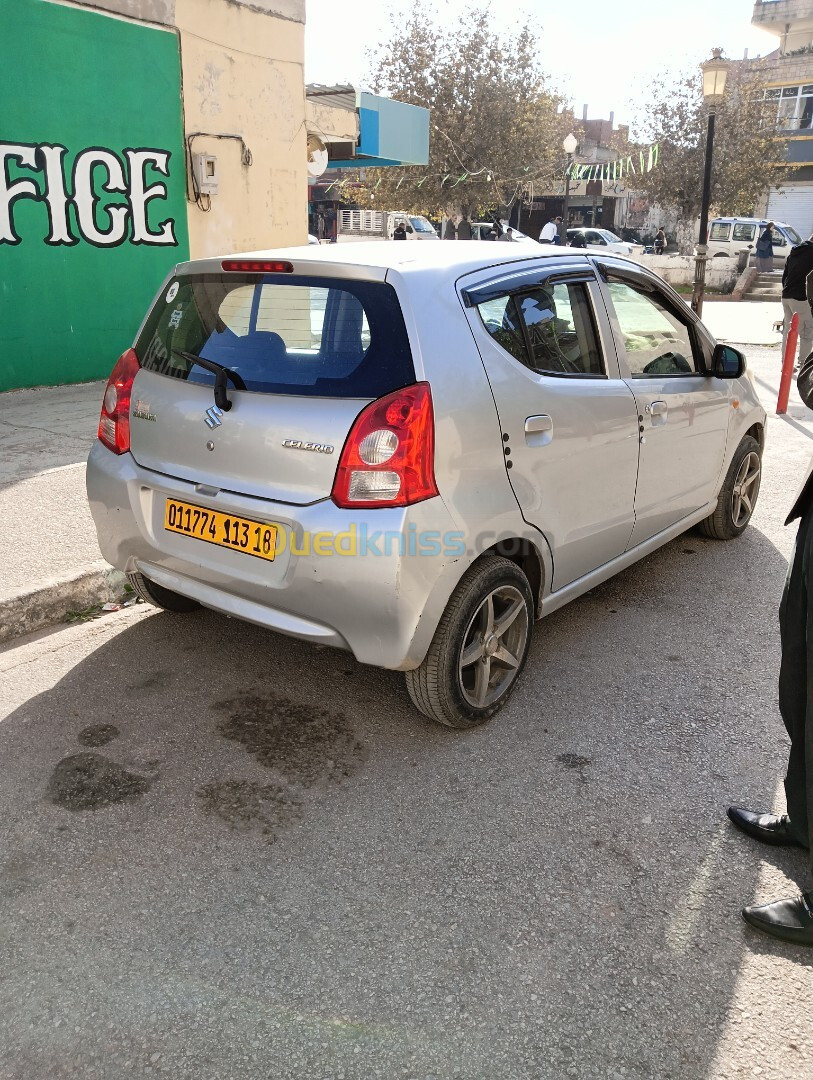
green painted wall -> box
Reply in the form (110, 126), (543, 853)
(1, 0), (189, 392)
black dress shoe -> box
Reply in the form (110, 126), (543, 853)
(742, 893), (813, 946)
(727, 806), (804, 847)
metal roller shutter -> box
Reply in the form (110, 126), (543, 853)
(766, 186), (813, 238)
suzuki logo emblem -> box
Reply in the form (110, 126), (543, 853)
(204, 404), (224, 429)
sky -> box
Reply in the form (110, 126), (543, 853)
(305, 0), (779, 137)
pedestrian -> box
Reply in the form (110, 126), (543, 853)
(729, 354), (813, 946)
(780, 233), (813, 371)
(755, 221), (776, 273)
(393, 221), (407, 240)
(497, 227), (516, 242)
(654, 227), (666, 255)
(539, 215), (562, 244)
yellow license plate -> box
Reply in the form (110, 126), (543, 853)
(164, 498), (278, 562)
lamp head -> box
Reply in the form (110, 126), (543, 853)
(562, 133), (578, 155)
(701, 48), (730, 103)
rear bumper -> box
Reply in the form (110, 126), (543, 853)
(86, 442), (466, 670)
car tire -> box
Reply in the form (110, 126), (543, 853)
(405, 555), (534, 729)
(127, 571), (201, 613)
(698, 435), (762, 540)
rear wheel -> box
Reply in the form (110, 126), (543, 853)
(698, 435), (762, 540)
(127, 572), (201, 613)
(405, 556), (534, 729)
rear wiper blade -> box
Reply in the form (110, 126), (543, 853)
(173, 350), (246, 412)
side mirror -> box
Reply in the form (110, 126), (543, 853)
(406, 225), (414, 233)
(712, 343), (745, 379)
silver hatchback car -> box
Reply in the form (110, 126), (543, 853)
(87, 242), (765, 728)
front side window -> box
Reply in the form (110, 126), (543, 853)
(586, 230), (605, 245)
(137, 274), (412, 398)
(784, 225), (803, 245)
(732, 223), (756, 242)
(606, 279), (698, 377)
(476, 281), (605, 377)
(709, 222), (731, 240)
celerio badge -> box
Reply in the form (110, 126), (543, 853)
(282, 438), (334, 455)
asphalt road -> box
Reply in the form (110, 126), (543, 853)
(2, 348), (813, 1080)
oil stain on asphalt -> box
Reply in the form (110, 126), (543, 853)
(47, 753), (152, 811)
(76, 723), (120, 747)
(197, 692), (367, 841)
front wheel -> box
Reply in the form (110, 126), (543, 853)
(405, 555), (534, 729)
(698, 435), (762, 540)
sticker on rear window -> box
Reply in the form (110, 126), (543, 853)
(165, 282), (179, 303)
(168, 307), (183, 329)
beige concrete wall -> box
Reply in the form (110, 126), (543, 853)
(175, 0), (307, 259)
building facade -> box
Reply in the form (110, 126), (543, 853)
(2, 0), (309, 391)
(750, 0), (813, 234)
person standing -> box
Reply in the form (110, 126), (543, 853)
(728, 355), (813, 946)
(780, 234), (813, 371)
(755, 221), (776, 273)
(539, 216), (561, 244)
(393, 221), (407, 240)
(654, 227), (666, 255)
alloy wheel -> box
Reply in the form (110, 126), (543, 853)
(731, 451), (761, 528)
(458, 585), (529, 709)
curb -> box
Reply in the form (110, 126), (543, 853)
(0, 566), (129, 645)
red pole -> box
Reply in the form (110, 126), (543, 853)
(777, 312), (799, 416)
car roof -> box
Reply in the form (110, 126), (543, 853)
(178, 241), (600, 282)
(712, 216), (791, 226)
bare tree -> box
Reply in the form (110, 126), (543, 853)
(633, 61), (787, 252)
(342, 2), (570, 224)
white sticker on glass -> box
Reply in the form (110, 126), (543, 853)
(165, 282), (179, 303)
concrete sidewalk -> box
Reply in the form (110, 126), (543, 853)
(0, 381), (127, 643)
(0, 299), (805, 644)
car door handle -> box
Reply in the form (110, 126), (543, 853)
(647, 400), (667, 417)
(525, 414), (553, 434)
(524, 414), (553, 447)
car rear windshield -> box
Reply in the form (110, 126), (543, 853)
(135, 273), (415, 398)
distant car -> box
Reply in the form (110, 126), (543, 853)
(470, 222), (538, 244)
(87, 243), (765, 729)
(567, 228), (639, 256)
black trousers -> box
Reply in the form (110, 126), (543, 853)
(779, 505), (813, 867)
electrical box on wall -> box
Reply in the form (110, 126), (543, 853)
(193, 153), (219, 195)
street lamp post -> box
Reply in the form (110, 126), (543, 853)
(561, 132), (578, 244)
(691, 48), (731, 317)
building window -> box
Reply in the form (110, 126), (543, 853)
(765, 85), (813, 130)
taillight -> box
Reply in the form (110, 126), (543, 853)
(331, 382), (439, 509)
(98, 348), (140, 454)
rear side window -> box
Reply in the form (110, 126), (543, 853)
(709, 222), (731, 240)
(476, 281), (605, 377)
(136, 274), (414, 398)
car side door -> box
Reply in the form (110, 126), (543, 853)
(460, 261), (640, 591)
(595, 260), (731, 547)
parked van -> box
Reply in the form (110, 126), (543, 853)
(706, 217), (803, 262)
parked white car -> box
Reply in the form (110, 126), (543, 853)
(469, 222), (538, 245)
(567, 227), (640, 256)
(87, 243), (765, 729)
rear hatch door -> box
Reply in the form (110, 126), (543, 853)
(129, 269), (415, 505)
